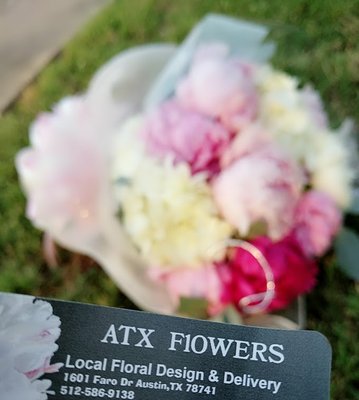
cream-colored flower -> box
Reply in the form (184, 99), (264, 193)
(255, 66), (355, 208)
(266, 124), (353, 208)
(255, 65), (298, 93)
(111, 115), (147, 199)
(305, 128), (354, 208)
(121, 158), (232, 267)
(255, 65), (324, 137)
(261, 93), (309, 135)
(112, 121), (232, 268)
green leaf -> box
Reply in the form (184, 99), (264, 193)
(177, 297), (209, 319)
(334, 228), (359, 280)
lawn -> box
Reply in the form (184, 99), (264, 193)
(0, 0), (358, 398)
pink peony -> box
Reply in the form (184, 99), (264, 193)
(141, 101), (231, 175)
(212, 129), (305, 240)
(293, 190), (342, 257)
(141, 100), (231, 176)
(149, 264), (225, 315)
(16, 96), (107, 233)
(223, 236), (318, 312)
(176, 44), (258, 132)
(220, 123), (273, 166)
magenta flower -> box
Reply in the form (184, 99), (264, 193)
(293, 190), (342, 257)
(222, 236), (318, 312)
(176, 44), (258, 132)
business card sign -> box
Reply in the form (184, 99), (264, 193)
(0, 293), (331, 399)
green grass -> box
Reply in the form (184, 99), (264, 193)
(0, 0), (358, 398)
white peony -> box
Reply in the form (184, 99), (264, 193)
(111, 115), (147, 203)
(255, 65), (355, 208)
(305, 128), (355, 208)
(0, 293), (62, 400)
(255, 65), (321, 136)
(267, 123), (355, 208)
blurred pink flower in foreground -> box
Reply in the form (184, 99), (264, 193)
(221, 236), (318, 312)
(141, 100), (231, 176)
(0, 293), (62, 399)
(213, 127), (305, 240)
(176, 44), (258, 132)
(293, 190), (342, 257)
(16, 96), (106, 233)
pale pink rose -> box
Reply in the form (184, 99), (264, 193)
(293, 190), (342, 257)
(176, 45), (258, 132)
(16, 96), (107, 233)
(149, 265), (225, 315)
(141, 100), (231, 176)
(213, 131), (305, 240)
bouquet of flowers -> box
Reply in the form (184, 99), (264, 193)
(16, 15), (358, 326)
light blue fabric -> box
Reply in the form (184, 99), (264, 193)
(145, 14), (275, 109)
